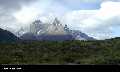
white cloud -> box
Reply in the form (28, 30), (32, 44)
(14, 0), (69, 24)
(62, 1), (120, 39)
(12, 0), (70, 35)
(0, 0), (37, 34)
(1, 0), (120, 39)
(14, 6), (43, 24)
(13, 1), (120, 39)
(97, 1), (120, 19)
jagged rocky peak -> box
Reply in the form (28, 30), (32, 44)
(64, 24), (70, 31)
(32, 20), (42, 25)
(52, 18), (61, 26)
(45, 18), (67, 35)
(30, 19), (44, 35)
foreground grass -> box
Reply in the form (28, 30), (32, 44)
(0, 38), (120, 64)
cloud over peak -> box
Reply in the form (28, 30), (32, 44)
(0, 0), (120, 39)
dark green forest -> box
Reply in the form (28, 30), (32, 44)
(0, 37), (120, 64)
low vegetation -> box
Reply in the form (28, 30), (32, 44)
(0, 38), (120, 64)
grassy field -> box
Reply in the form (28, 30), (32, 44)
(0, 38), (120, 64)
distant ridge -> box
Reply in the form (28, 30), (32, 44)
(0, 28), (19, 42)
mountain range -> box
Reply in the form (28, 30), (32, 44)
(0, 18), (95, 42)
(20, 18), (95, 41)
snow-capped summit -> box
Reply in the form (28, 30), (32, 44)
(70, 30), (95, 40)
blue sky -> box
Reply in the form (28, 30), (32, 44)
(56, 0), (102, 10)
(0, 0), (120, 39)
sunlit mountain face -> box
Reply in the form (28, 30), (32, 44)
(0, 0), (120, 40)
